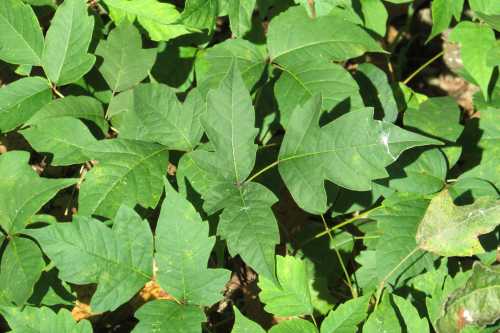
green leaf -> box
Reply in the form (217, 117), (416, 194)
(259, 256), (314, 317)
(26, 95), (108, 134)
(21, 117), (98, 166)
(0, 151), (76, 234)
(27, 205), (153, 312)
(133, 300), (205, 333)
(360, 0), (388, 37)
(449, 21), (496, 98)
(320, 295), (371, 333)
(0, 237), (44, 306)
(416, 190), (500, 257)
(180, 0), (219, 31)
(269, 319), (318, 333)
(96, 23), (156, 92)
(362, 294), (400, 333)
(103, 0), (192, 41)
(42, 0), (96, 85)
(274, 58), (365, 127)
(0, 76), (52, 133)
(392, 294), (430, 333)
(460, 108), (500, 187)
(0, 307), (92, 333)
(437, 262), (500, 332)
(449, 178), (499, 205)
(232, 306), (266, 333)
(155, 181), (230, 305)
(470, 0), (500, 31)
(0, 0), (44, 65)
(78, 139), (169, 218)
(228, 0), (256, 37)
(268, 6), (385, 66)
(278, 95), (441, 214)
(108, 84), (204, 151)
(428, 0), (464, 41)
(195, 39), (267, 96)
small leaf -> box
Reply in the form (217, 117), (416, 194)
(428, 0), (464, 41)
(227, 0), (256, 37)
(437, 262), (500, 332)
(259, 256), (314, 317)
(42, 0), (96, 85)
(27, 206), (154, 312)
(0, 77), (52, 133)
(392, 294), (430, 333)
(180, 0), (219, 31)
(0, 0), (44, 65)
(320, 295), (371, 333)
(232, 306), (266, 333)
(416, 190), (500, 257)
(96, 23), (157, 92)
(278, 95), (441, 214)
(269, 319), (318, 333)
(0, 151), (76, 234)
(362, 294), (400, 333)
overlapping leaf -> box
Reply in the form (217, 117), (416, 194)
(180, 0), (219, 31)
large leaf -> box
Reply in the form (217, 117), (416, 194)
(258, 256), (314, 317)
(449, 21), (496, 98)
(227, 0), (256, 37)
(78, 139), (169, 218)
(96, 23), (156, 92)
(108, 84), (204, 151)
(0, 237), (44, 306)
(27, 205), (154, 312)
(133, 300), (205, 333)
(267, 6), (384, 66)
(437, 262), (500, 332)
(416, 190), (500, 257)
(42, 0), (96, 85)
(103, 0), (192, 41)
(278, 95), (441, 214)
(320, 295), (371, 333)
(0, 151), (76, 234)
(195, 39), (267, 96)
(0, 0), (44, 65)
(274, 58), (364, 127)
(0, 307), (92, 333)
(0, 77), (52, 133)
(155, 181), (230, 306)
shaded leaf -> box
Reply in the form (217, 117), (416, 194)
(320, 295), (371, 333)
(392, 294), (430, 333)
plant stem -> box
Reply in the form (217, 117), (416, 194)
(402, 50), (444, 85)
(320, 214), (357, 298)
(245, 160), (280, 183)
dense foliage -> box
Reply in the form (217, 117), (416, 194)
(0, 0), (499, 332)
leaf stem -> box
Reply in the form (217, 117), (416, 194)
(245, 160), (280, 183)
(402, 50), (444, 85)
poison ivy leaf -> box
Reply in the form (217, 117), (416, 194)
(428, 0), (464, 41)
(392, 295), (430, 333)
(416, 190), (500, 257)
(96, 23), (157, 92)
(354, 63), (399, 122)
(259, 256), (314, 317)
(274, 58), (365, 127)
(27, 205), (154, 312)
(362, 294), (400, 333)
(42, 0), (96, 85)
(232, 306), (265, 333)
(449, 21), (496, 98)
(320, 295), (371, 333)
(180, 0), (219, 31)
(26, 95), (108, 134)
(449, 178), (499, 205)
(108, 84), (204, 151)
(369, 194), (435, 287)
(0, 237), (44, 306)
(133, 300), (205, 333)
(227, 0), (256, 37)
(437, 262), (500, 332)
(78, 139), (169, 218)
(0, 307), (92, 333)
(0, 76), (52, 133)
(0, 0), (44, 65)
(355, 250), (378, 291)
(278, 94), (441, 214)
(151, 44), (197, 90)
(0, 151), (76, 234)
(269, 319), (318, 333)
(460, 108), (500, 187)
(268, 6), (385, 66)
(103, 0), (192, 41)
(195, 39), (267, 95)
(21, 117), (98, 166)
(155, 181), (230, 306)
